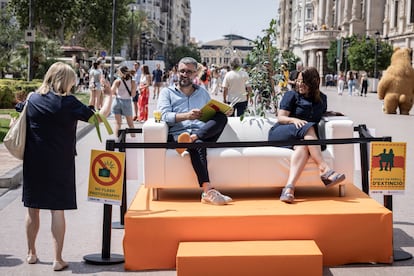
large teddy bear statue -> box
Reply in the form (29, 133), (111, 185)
(377, 47), (414, 115)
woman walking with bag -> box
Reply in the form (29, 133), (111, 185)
(21, 62), (114, 271)
(111, 66), (137, 137)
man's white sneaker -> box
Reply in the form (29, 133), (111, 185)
(201, 189), (230, 205)
(222, 194), (233, 203)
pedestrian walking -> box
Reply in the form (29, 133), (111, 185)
(111, 66), (137, 137)
(138, 64), (151, 122)
(132, 62), (142, 121)
(347, 71), (356, 96)
(360, 73), (368, 97)
(20, 62), (114, 271)
(152, 63), (163, 99)
(337, 71), (345, 95)
(222, 57), (251, 116)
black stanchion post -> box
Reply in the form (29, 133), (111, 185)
(84, 204), (124, 264)
(112, 128), (142, 229)
(357, 125), (370, 194)
(113, 130), (127, 229)
(83, 139), (124, 264)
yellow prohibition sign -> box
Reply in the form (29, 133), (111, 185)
(91, 152), (122, 186)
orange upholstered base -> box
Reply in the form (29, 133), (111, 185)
(176, 240), (323, 276)
(123, 184), (393, 271)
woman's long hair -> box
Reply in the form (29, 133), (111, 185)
(301, 66), (321, 102)
(142, 65), (150, 75)
(38, 62), (76, 95)
(118, 66), (133, 80)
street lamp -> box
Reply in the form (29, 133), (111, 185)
(343, 40), (350, 75)
(141, 32), (149, 64)
(27, 0), (34, 81)
(129, 5), (137, 60)
(374, 31), (380, 79)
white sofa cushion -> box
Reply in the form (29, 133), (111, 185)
(142, 116), (354, 190)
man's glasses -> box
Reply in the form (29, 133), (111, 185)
(179, 69), (195, 75)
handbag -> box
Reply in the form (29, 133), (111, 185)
(3, 92), (34, 160)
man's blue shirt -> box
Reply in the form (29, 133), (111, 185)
(157, 84), (211, 139)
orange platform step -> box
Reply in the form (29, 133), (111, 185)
(176, 240), (323, 276)
(124, 184), (393, 271)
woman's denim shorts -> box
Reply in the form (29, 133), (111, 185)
(111, 97), (133, 116)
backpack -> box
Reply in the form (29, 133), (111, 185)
(200, 69), (208, 82)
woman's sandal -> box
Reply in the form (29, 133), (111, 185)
(321, 169), (346, 188)
(53, 260), (68, 271)
(280, 184), (295, 203)
(26, 254), (38, 264)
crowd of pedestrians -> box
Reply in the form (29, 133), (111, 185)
(74, 55), (377, 137)
(325, 70), (373, 97)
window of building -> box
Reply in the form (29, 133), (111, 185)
(394, 1), (399, 28)
(306, 7), (313, 20)
(304, 3), (314, 21)
(410, 0), (414, 23)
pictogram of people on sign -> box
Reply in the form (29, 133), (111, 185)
(376, 148), (395, 171)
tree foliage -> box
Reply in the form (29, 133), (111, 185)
(245, 19), (299, 118)
(165, 44), (200, 70)
(0, 8), (22, 78)
(347, 37), (393, 76)
(8, 0), (131, 52)
(327, 35), (393, 77)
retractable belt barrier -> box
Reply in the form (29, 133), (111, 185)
(85, 125), (412, 265)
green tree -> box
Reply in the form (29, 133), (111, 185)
(165, 44), (200, 70)
(326, 40), (339, 72)
(348, 37), (392, 77)
(9, 0), (131, 52)
(0, 8), (23, 78)
(327, 35), (393, 77)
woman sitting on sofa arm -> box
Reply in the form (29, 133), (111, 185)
(268, 66), (345, 203)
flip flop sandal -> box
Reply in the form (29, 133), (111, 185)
(321, 169), (346, 187)
(280, 184), (295, 203)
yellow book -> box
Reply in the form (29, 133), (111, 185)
(199, 99), (232, 122)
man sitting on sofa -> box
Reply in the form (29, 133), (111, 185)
(157, 57), (233, 205)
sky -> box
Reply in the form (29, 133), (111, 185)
(190, 0), (280, 43)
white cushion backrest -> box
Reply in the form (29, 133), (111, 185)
(218, 117), (278, 142)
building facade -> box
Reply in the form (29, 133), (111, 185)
(127, 0), (191, 60)
(278, 0), (414, 77)
(198, 34), (254, 67)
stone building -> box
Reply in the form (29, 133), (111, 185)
(129, 0), (191, 60)
(198, 34), (254, 67)
(278, 0), (414, 77)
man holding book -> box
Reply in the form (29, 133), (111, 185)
(157, 57), (233, 205)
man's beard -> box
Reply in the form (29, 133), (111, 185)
(178, 77), (192, 88)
